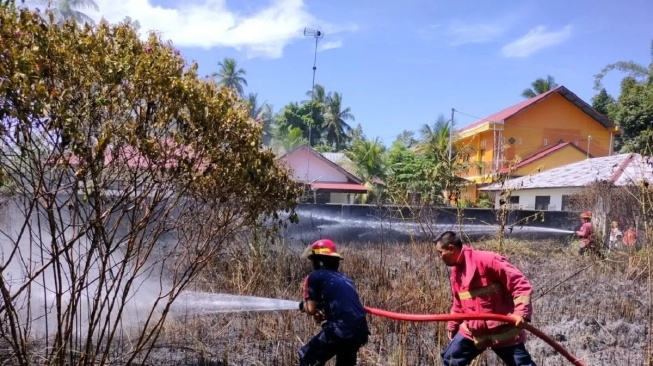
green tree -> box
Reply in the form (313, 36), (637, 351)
(0, 8), (298, 365)
(394, 130), (418, 148)
(385, 140), (436, 203)
(521, 75), (558, 98)
(417, 115), (451, 161)
(323, 92), (354, 150)
(594, 40), (653, 154)
(591, 88), (616, 117)
(212, 57), (247, 97)
(246, 93), (273, 145)
(416, 115), (476, 205)
(273, 100), (324, 146)
(344, 136), (386, 184)
(305, 84), (327, 104)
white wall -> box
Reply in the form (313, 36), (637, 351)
(492, 187), (583, 211)
(283, 148), (348, 183)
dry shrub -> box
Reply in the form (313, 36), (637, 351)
(145, 234), (651, 365)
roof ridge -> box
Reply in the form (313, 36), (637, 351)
(609, 153), (635, 183)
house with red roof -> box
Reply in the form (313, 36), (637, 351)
(278, 145), (368, 204)
(455, 85), (620, 202)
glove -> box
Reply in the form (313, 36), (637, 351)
(298, 301), (304, 312)
(313, 310), (325, 324)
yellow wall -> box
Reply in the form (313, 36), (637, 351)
(512, 145), (588, 176)
(457, 92), (615, 184)
(502, 93), (613, 161)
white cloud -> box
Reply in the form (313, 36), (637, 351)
(88, 0), (355, 59)
(446, 21), (505, 45)
(502, 25), (572, 58)
(317, 40), (342, 52)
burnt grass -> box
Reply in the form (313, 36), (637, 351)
(150, 238), (650, 366)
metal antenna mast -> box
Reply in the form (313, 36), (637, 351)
(303, 27), (324, 146)
(303, 27), (324, 183)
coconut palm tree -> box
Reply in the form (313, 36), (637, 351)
(304, 84), (327, 104)
(323, 92), (354, 150)
(53, 0), (99, 25)
(521, 75), (558, 98)
(246, 93), (273, 145)
(212, 57), (247, 97)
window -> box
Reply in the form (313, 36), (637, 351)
(480, 139), (487, 147)
(518, 138), (523, 144)
(543, 138), (548, 146)
(509, 196), (520, 204)
(561, 195), (574, 211)
(535, 196), (551, 210)
(480, 149), (486, 157)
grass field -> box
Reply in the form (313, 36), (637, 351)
(149, 237), (650, 366)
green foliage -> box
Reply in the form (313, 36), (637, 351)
(212, 57), (248, 97)
(591, 88), (617, 117)
(344, 136), (385, 183)
(521, 75), (558, 99)
(385, 140), (439, 203)
(594, 40), (653, 155)
(272, 86), (355, 151)
(0, 7), (301, 365)
(611, 78), (653, 154)
(323, 91), (354, 150)
(274, 100), (324, 146)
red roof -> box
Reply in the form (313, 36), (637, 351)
(458, 86), (615, 134)
(499, 141), (590, 174)
(311, 182), (368, 192)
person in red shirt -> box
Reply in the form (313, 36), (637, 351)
(435, 231), (537, 366)
(623, 226), (638, 248)
(575, 211), (596, 256)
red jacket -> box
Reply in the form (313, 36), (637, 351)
(447, 246), (533, 349)
(576, 222), (594, 248)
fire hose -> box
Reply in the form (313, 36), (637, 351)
(364, 307), (586, 366)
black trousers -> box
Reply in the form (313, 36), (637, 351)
(298, 327), (368, 366)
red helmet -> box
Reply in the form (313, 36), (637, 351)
(580, 211), (591, 219)
(302, 239), (343, 259)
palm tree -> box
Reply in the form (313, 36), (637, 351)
(323, 92), (354, 150)
(304, 84), (327, 104)
(212, 57), (247, 97)
(54, 0), (99, 25)
(417, 115), (450, 161)
(246, 93), (273, 145)
(521, 75), (558, 98)
(345, 137), (385, 184)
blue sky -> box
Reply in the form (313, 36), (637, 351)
(87, 0), (652, 146)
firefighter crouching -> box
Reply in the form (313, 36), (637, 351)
(297, 239), (369, 366)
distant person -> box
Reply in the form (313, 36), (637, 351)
(575, 211), (598, 256)
(298, 239), (369, 366)
(609, 221), (623, 250)
(434, 231), (537, 366)
(624, 225), (638, 249)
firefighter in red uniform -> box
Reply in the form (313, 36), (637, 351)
(435, 231), (537, 366)
(575, 211), (596, 255)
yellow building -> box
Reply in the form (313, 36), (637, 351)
(456, 86), (619, 202)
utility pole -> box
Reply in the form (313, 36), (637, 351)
(448, 108), (455, 161)
(587, 135), (592, 158)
